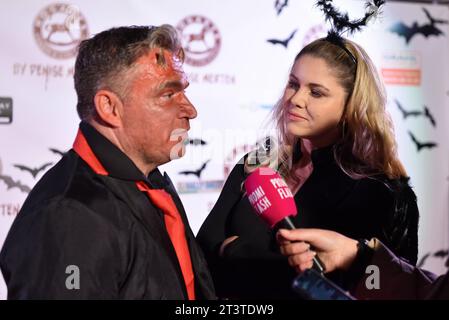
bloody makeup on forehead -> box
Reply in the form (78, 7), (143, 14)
(134, 48), (187, 84)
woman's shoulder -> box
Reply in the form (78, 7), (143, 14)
(357, 174), (412, 191)
(354, 175), (416, 206)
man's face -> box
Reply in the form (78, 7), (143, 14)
(119, 49), (197, 169)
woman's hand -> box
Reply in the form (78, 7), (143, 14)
(277, 228), (359, 273)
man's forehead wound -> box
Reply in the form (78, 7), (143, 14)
(147, 48), (183, 70)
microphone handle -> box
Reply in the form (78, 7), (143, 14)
(276, 217), (326, 275)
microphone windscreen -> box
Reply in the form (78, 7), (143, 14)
(244, 167), (296, 228)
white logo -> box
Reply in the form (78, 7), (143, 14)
(65, 265), (80, 290)
(365, 265), (380, 290)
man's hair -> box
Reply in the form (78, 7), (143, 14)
(74, 25), (183, 121)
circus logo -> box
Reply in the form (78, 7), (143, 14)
(302, 24), (327, 48)
(33, 3), (89, 59)
(177, 15), (221, 67)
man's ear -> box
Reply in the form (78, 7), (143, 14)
(93, 90), (123, 127)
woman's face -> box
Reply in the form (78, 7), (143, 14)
(283, 54), (347, 148)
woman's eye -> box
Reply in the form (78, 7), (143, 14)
(287, 81), (299, 90)
(311, 90), (322, 98)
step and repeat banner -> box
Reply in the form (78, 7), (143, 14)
(0, 0), (448, 299)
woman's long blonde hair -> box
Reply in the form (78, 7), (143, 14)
(245, 38), (407, 183)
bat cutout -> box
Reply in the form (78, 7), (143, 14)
(395, 99), (422, 119)
(49, 148), (67, 157)
(418, 249), (449, 268)
(178, 160), (211, 179)
(408, 131), (437, 152)
(390, 7), (448, 44)
(274, 0), (289, 16)
(423, 106), (436, 127)
(395, 100), (437, 127)
(267, 29), (297, 48)
(13, 162), (53, 178)
(0, 175), (31, 193)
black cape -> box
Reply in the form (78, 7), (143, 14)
(0, 122), (216, 299)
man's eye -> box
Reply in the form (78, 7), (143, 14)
(163, 92), (175, 99)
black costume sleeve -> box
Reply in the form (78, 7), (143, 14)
(0, 198), (125, 299)
(381, 178), (419, 265)
(352, 238), (447, 300)
(196, 160), (246, 261)
(343, 177), (419, 266)
(197, 160), (296, 298)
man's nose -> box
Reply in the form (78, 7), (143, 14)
(183, 95), (198, 119)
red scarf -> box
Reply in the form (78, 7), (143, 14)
(73, 129), (195, 300)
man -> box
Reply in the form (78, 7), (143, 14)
(277, 228), (448, 299)
(0, 25), (215, 299)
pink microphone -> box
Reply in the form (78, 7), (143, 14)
(244, 167), (297, 228)
(244, 167), (325, 274)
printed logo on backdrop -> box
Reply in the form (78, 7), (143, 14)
(381, 51), (421, 86)
(302, 24), (327, 48)
(177, 159), (224, 194)
(0, 97), (13, 124)
(33, 3), (89, 59)
(223, 144), (254, 178)
(12, 3), (89, 89)
(240, 103), (273, 113)
(176, 15), (236, 86)
(177, 15), (221, 67)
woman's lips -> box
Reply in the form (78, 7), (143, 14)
(287, 111), (308, 121)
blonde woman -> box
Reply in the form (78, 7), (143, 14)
(197, 38), (419, 299)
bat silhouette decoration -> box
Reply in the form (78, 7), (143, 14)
(408, 131), (437, 152)
(274, 0), (289, 16)
(185, 138), (207, 146)
(389, 7), (448, 44)
(418, 249), (449, 268)
(267, 29), (297, 48)
(394, 99), (422, 119)
(49, 148), (67, 157)
(13, 162), (53, 178)
(178, 160), (211, 179)
(395, 99), (437, 127)
(423, 106), (436, 127)
(0, 175), (31, 193)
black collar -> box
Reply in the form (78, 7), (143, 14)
(310, 144), (335, 168)
(79, 122), (169, 189)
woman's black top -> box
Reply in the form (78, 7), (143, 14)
(197, 145), (419, 299)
